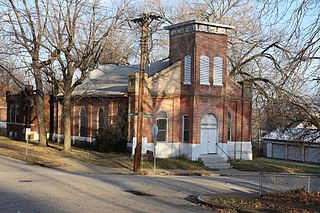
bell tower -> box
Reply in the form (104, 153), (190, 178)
(165, 20), (233, 88)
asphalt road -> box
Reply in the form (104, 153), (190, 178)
(0, 156), (260, 213)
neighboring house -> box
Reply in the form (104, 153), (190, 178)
(262, 127), (320, 164)
(0, 96), (7, 135)
(52, 20), (253, 161)
(6, 87), (51, 141)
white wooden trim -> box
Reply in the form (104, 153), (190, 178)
(200, 55), (210, 85)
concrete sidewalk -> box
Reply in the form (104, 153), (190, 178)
(55, 157), (134, 175)
(55, 157), (257, 177)
(217, 168), (260, 176)
(56, 157), (216, 176)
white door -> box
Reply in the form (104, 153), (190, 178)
(201, 114), (218, 153)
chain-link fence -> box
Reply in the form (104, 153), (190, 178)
(259, 173), (320, 195)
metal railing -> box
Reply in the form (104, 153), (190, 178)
(216, 143), (231, 160)
(259, 173), (320, 195)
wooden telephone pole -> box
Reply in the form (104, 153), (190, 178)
(132, 13), (161, 173)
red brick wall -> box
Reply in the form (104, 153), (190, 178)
(6, 91), (51, 140)
(55, 97), (128, 139)
(158, 29), (252, 145)
(128, 27), (252, 147)
(142, 96), (182, 143)
(0, 97), (6, 122)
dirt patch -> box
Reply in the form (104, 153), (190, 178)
(199, 190), (320, 213)
(261, 188), (320, 207)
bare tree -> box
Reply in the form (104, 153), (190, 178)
(143, 0), (320, 129)
(42, 0), (130, 151)
(99, 29), (135, 65)
(2, 0), (57, 146)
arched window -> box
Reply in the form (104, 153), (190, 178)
(201, 113), (218, 127)
(200, 55), (210, 85)
(80, 108), (88, 137)
(156, 110), (168, 142)
(227, 112), (232, 141)
(98, 108), (104, 132)
(213, 57), (223, 86)
(184, 55), (191, 84)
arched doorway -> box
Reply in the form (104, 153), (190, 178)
(200, 114), (218, 153)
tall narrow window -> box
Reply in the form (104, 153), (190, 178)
(108, 103), (113, 125)
(213, 57), (223, 85)
(25, 105), (30, 127)
(15, 105), (20, 123)
(184, 55), (191, 84)
(9, 106), (15, 123)
(227, 112), (232, 141)
(200, 55), (210, 85)
(183, 116), (190, 143)
(80, 108), (88, 137)
(98, 108), (104, 132)
(157, 110), (168, 142)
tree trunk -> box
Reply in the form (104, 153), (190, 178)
(63, 91), (72, 151)
(33, 66), (48, 147)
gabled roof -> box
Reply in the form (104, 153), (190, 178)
(72, 59), (170, 97)
(263, 128), (320, 143)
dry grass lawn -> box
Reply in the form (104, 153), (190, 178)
(231, 157), (320, 174)
(0, 136), (208, 171)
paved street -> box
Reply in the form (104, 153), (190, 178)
(0, 156), (260, 213)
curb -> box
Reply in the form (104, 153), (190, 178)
(140, 170), (219, 176)
(195, 195), (268, 213)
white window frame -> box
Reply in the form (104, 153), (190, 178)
(184, 55), (191, 85)
(9, 106), (15, 123)
(200, 55), (210, 85)
(156, 110), (168, 142)
(213, 56), (223, 86)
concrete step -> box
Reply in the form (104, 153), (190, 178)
(200, 158), (228, 164)
(205, 163), (231, 169)
(199, 154), (231, 169)
(200, 158), (228, 163)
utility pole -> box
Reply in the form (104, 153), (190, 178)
(132, 13), (161, 174)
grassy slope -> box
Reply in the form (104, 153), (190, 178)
(142, 157), (207, 170)
(0, 136), (207, 170)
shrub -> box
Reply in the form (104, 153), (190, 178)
(94, 130), (127, 153)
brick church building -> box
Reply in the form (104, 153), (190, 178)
(7, 20), (253, 161)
